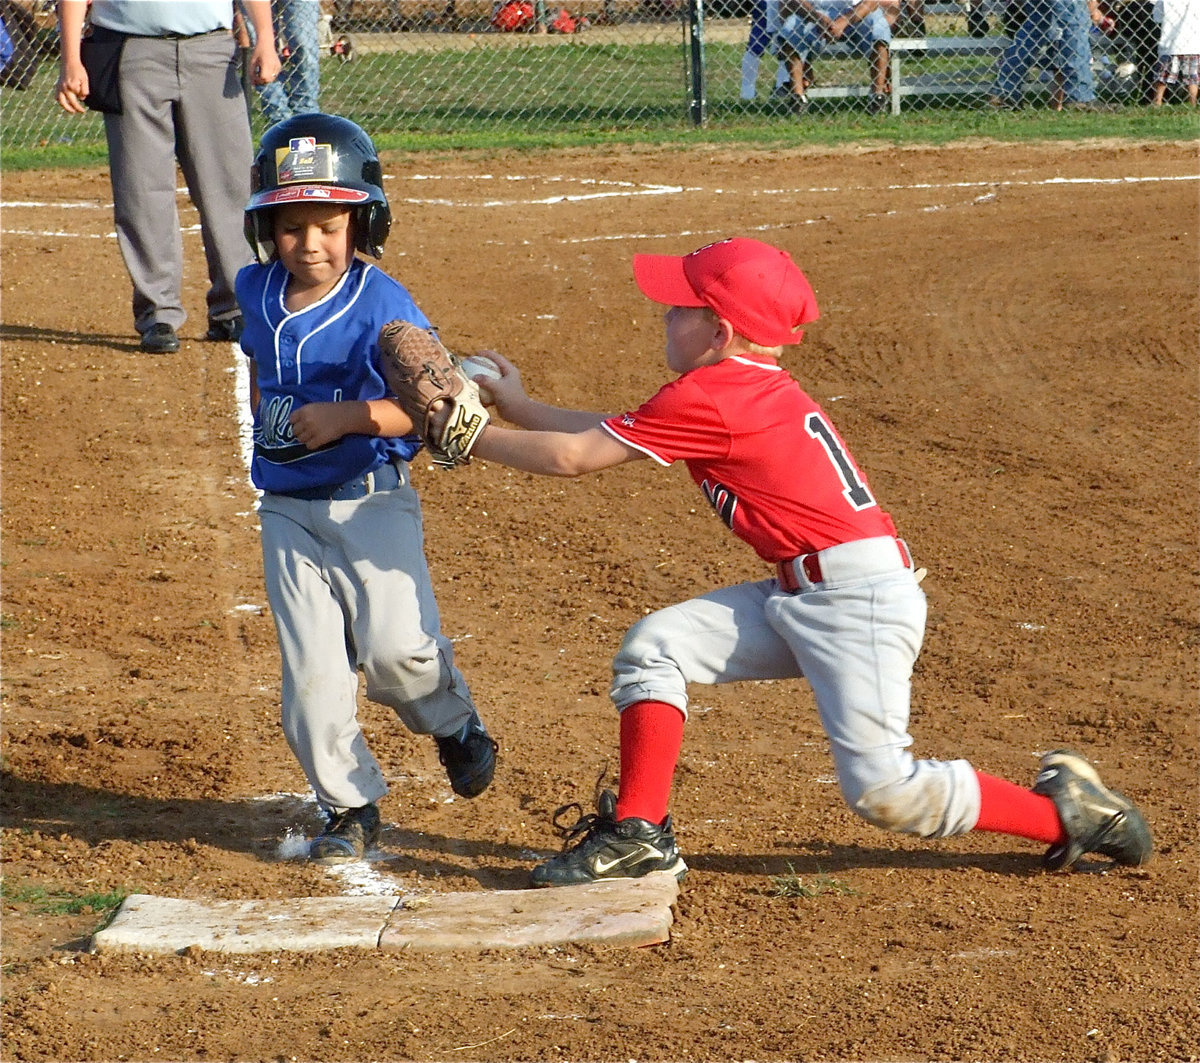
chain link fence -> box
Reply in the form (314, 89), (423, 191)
(0, 0), (1164, 153)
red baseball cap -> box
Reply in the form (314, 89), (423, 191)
(632, 237), (819, 347)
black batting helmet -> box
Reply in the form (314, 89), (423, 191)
(244, 112), (391, 265)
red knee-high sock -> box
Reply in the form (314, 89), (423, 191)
(973, 770), (1067, 843)
(615, 700), (685, 825)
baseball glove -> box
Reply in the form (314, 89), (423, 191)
(377, 320), (490, 468)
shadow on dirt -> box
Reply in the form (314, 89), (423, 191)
(1, 323), (145, 353)
(688, 838), (1042, 878)
(0, 770), (548, 884)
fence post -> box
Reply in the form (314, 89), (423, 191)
(687, 0), (707, 126)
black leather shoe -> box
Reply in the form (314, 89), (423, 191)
(139, 322), (180, 354)
(205, 315), (244, 342)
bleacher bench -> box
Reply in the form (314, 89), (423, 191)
(804, 35), (1010, 113)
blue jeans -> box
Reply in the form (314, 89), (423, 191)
(249, 0), (321, 123)
(993, 0), (1096, 103)
(774, 9), (891, 61)
(747, 0), (781, 57)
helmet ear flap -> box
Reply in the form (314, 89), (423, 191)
(358, 203), (391, 259)
(245, 211), (276, 265)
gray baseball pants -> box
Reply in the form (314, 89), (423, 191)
(258, 467), (480, 813)
(103, 31), (252, 336)
(610, 536), (982, 838)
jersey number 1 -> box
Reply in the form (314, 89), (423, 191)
(805, 412), (875, 511)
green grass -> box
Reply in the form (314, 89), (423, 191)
(770, 865), (858, 898)
(1, 879), (128, 917)
(1, 36), (1196, 169)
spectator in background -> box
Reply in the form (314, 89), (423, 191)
(55, 0), (280, 353)
(1150, 0), (1200, 104)
(989, 0), (1118, 110)
(1, 0), (41, 89)
(240, 0), (321, 122)
(774, 0), (892, 114)
(741, 0), (792, 100)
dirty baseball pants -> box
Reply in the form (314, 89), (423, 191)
(258, 466), (480, 813)
(103, 30), (253, 337)
(610, 537), (982, 837)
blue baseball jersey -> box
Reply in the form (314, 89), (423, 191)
(236, 257), (427, 494)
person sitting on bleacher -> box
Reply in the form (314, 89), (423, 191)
(774, 0), (893, 114)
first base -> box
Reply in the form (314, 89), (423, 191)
(90, 874), (681, 955)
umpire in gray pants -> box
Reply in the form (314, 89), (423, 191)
(55, 1), (281, 353)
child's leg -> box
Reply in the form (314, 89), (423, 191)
(771, 573), (983, 837)
(1151, 80), (1167, 105)
(259, 500), (389, 812)
(615, 700), (686, 823)
(338, 485), (480, 738)
(742, 0), (770, 98)
(973, 771), (1065, 842)
(741, 48), (763, 99)
(610, 581), (802, 822)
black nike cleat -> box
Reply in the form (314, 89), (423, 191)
(1033, 749), (1153, 871)
(530, 789), (688, 887)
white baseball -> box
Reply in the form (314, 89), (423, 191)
(460, 354), (502, 382)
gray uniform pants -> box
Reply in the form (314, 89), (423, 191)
(258, 468), (479, 813)
(103, 31), (252, 336)
(611, 537), (981, 839)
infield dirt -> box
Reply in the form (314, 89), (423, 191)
(2, 140), (1197, 1062)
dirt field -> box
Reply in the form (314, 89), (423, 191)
(2, 140), (1197, 1063)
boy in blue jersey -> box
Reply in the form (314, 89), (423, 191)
(236, 114), (498, 864)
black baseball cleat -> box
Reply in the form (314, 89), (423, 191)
(530, 789), (688, 887)
(435, 713), (498, 798)
(309, 803), (381, 865)
(1033, 749), (1152, 871)
(139, 322), (180, 354)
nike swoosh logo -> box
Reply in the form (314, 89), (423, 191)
(592, 849), (654, 875)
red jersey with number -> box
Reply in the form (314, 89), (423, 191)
(601, 355), (897, 562)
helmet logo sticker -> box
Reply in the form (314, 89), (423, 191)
(276, 141), (335, 185)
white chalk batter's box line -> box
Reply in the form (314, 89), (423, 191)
(3, 172), (1195, 238)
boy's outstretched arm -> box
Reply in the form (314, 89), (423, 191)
(469, 350), (644, 475)
(472, 424), (642, 477)
(476, 351), (610, 433)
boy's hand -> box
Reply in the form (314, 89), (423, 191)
(289, 402), (353, 450)
(471, 350), (527, 422)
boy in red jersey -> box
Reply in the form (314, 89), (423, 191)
(470, 237), (1151, 887)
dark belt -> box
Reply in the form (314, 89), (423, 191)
(274, 461), (403, 502)
(776, 538), (912, 592)
(119, 28), (229, 40)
